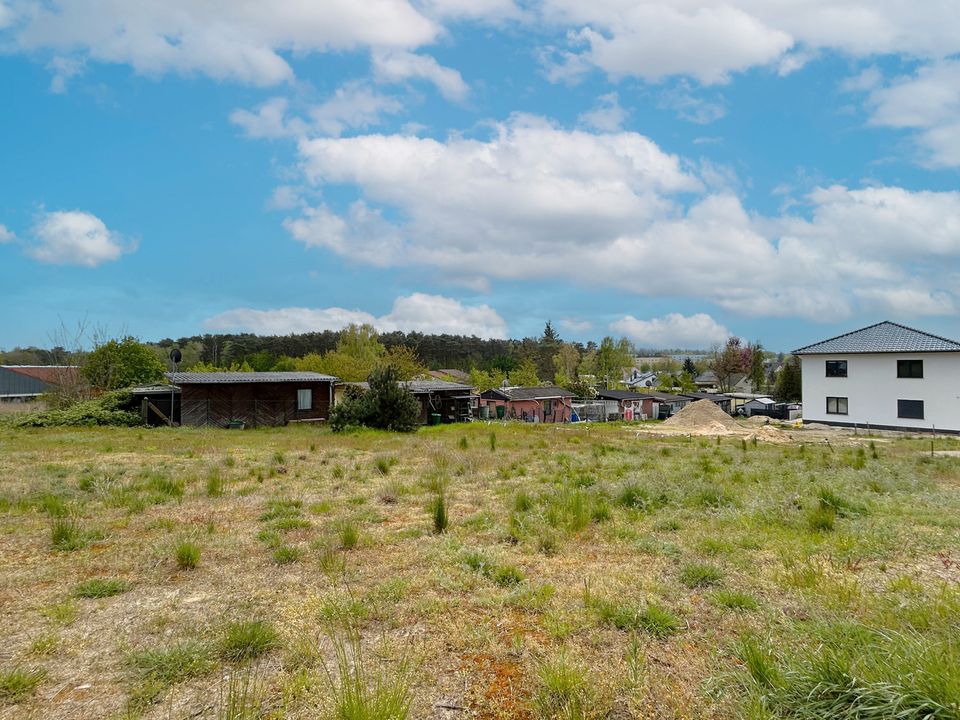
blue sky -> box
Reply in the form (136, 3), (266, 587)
(1, 1), (959, 352)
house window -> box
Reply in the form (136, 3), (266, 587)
(825, 360), (847, 377)
(897, 359), (923, 378)
(897, 399), (924, 419)
(543, 399), (553, 414)
(826, 396), (848, 415)
(297, 388), (312, 411)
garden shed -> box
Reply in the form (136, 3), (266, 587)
(167, 372), (337, 428)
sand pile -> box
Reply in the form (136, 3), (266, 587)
(663, 399), (738, 431)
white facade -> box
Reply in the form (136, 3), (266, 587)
(800, 352), (960, 431)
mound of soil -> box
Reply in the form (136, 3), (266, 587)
(663, 399), (737, 430)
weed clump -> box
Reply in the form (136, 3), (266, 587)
(218, 621), (278, 662)
(129, 642), (212, 705)
(0, 666), (46, 703)
(175, 541), (201, 570)
(322, 633), (412, 720)
(431, 492), (448, 534)
(73, 578), (131, 599)
(534, 652), (593, 720)
(679, 562), (724, 589)
(51, 516), (87, 551)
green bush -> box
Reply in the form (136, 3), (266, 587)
(330, 366), (421, 433)
(13, 389), (142, 428)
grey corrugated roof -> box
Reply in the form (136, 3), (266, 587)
(403, 379), (474, 393)
(483, 386), (575, 400)
(595, 389), (650, 401)
(166, 372), (338, 384)
(793, 321), (960, 355)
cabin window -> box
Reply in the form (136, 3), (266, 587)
(897, 399), (924, 419)
(897, 359), (923, 378)
(826, 396), (848, 415)
(297, 388), (312, 411)
(543, 399), (553, 414)
(825, 360), (847, 377)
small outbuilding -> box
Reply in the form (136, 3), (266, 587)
(404, 379), (477, 424)
(167, 372), (337, 428)
(740, 396), (776, 417)
(0, 365), (79, 401)
(594, 389), (689, 420)
(480, 386), (574, 423)
(679, 392), (733, 415)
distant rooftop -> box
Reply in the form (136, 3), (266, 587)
(483, 386), (575, 400)
(793, 321), (960, 355)
(166, 372), (338, 384)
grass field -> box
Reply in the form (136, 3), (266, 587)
(1, 422), (959, 719)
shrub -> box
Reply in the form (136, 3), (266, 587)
(0, 666), (46, 703)
(13, 389), (142, 428)
(175, 541), (201, 570)
(73, 578), (131, 599)
(330, 366), (421, 433)
(218, 621), (278, 662)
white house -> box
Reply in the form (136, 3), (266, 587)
(793, 321), (960, 433)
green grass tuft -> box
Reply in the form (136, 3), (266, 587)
(51, 516), (87, 551)
(711, 589), (759, 611)
(679, 562), (724, 589)
(73, 577), (131, 599)
(0, 666), (46, 703)
(129, 641), (212, 705)
(175, 541), (201, 569)
(534, 652), (592, 720)
(322, 633), (411, 720)
(218, 621), (278, 663)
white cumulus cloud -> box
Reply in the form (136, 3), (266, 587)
(372, 50), (469, 101)
(610, 313), (730, 349)
(540, 1), (960, 85)
(578, 92), (627, 131)
(279, 114), (960, 321)
(859, 60), (960, 167)
(0, 224), (14, 243)
(204, 293), (507, 338)
(230, 83), (405, 140)
(7, 0), (439, 86)
(27, 210), (134, 267)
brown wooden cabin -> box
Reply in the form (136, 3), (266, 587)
(166, 372), (338, 428)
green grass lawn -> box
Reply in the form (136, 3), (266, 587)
(0, 422), (958, 719)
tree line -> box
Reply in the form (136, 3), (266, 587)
(1, 321), (801, 402)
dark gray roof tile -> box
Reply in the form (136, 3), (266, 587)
(793, 321), (960, 355)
